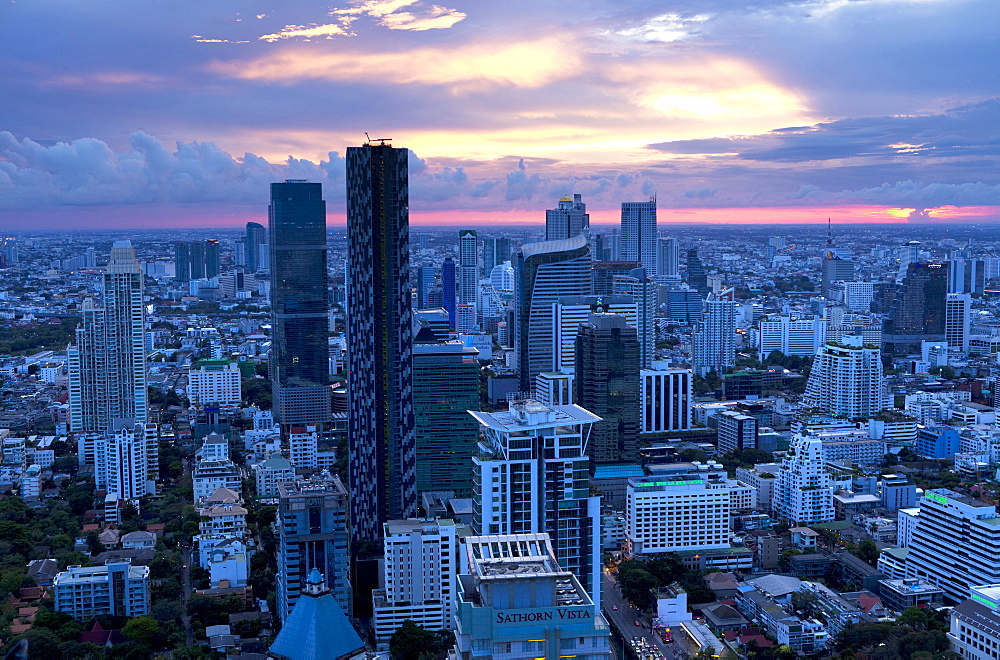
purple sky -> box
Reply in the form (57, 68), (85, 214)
(2, 0), (999, 228)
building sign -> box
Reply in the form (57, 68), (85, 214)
(637, 480), (706, 488)
(926, 492), (948, 505)
(495, 607), (593, 625)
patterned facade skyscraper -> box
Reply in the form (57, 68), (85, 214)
(268, 181), (331, 425)
(347, 142), (416, 545)
(69, 240), (148, 432)
(621, 198), (657, 275)
(514, 234), (593, 392)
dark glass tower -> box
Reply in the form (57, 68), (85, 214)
(246, 221), (266, 272)
(346, 143), (416, 546)
(189, 241), (205, 279)
(269, 180), (331, 425)
(204, 239), (221, 279)
(442, 256), (457, 330)
(574, 313), (640, 463)
(173, 242), (190, 281)
(883, 262), (949, 355)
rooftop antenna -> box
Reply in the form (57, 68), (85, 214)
(364, 132), (392, 146)
(826, 217), (833, 248)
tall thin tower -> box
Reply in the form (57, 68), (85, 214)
(269, 181), (331, 425)
(621, 198), (657, 275)
(68, 240), (148, 432)
(347, 141), (416, 546)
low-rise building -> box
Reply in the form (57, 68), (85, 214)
(879, 578), (944, 613)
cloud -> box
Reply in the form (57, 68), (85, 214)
(259, 0), (465, 41)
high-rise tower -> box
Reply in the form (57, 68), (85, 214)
(347, 142), (416, 545)
(514, 235), (593, 392)
(621, 198), (657, 275)
(804, 334), (887, 418)
(269, 181), (331, 425)
(246, 221), (267, 273)
(546, 194), (589, 241)
(68, 240), (148, 432)
(458, 229), (478, 324)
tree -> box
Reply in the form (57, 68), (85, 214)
(123, 616), (163, 649)
(852, 539), (880, 565)
(390, 620), (438, 659)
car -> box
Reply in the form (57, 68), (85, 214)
(635, 620), (641, 627)
(612, 605), (618, 610)
(182, 565), (187, 569)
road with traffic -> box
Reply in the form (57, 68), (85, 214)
(602, 571), (688, 659)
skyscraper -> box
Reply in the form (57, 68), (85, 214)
(621, 198), (657, 275)
(685, 248), (708, 294)
(883, 262), (949, 355)
(189, 240), (205, 279)
(804, 334), (887, 418)
(692, 288), (736, 377)
(470, 399), (602, 606)
(276, 475), (352, 620)
(773, 434), (835, 526)
(347, 142), (416, 545)
(268, 181), (331, 426)
(545, 194), (589, 241)
(458, 229), (478, 323)
(947, 258), (985, 294)
(173, 242), (190, 281)
(656, 236), (680, 281)
(514, 234), (593, 391)
(246, 221), (267, 273)
(416, 266), (436, 309)
(821, 253), (854, 299)
(483, 236), (511, 275)
(574, 314), (640, 464)
(412, 339), (480, 497)
(441, 256), (456, 330)
(945, 292), (971, 352)
(204, 239), (220, 279)
(613, 266), (657, 368)
(68, 240), (148, 432)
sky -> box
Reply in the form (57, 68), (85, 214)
(2, 0), (999, 229)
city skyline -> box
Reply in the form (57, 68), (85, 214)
(2, 1), (999, 229)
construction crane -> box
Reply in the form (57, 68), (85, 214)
(364, 132), (392, 145)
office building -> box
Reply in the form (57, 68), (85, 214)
(174, 242), (191, 281)
(948, 258), (985, 294)
(53, 560), (150, 621)
(949, 584), (1000, 660)
(246, 221), (267, 272)
(686, 248), (708, 293)
(716, 409), (758, 454)
(552, 295), (637, 373)
(613, 266), (657, 368)
(347, 142), (417, 544)
(416, 266), (436, 309)
(451, 534), (611, 660)
(470, 400), (602, 605)
(545, 194), (590, 241)
(483, 236), (511, 275)
(68, 240), (148, 432)
(94, 419), (158, 500)
(442, 256), (457, 330)
(372, 518), (460, 640)
(204, 238), (220, 279)
(666, 285), (704, 325)
(621, 199), (657, 274)
(657, 236), (681, 281)
(575, 314), (640, 464)
(884, 262), (949, 355)
(413, 340), (480, 497)
(276, 475), (352, 620)
(946, 292), (972, 352)
(692, 288), (736, 377)
(535, 371), (574, 406)
(189, 240), (205, 279)
(640, 365), (692, 434)
(841, 281), (876, 312)
(773, 434), (835, 526)
(592, 260), (643, 296)
(187, 360), (242, 407)
(804, 334), (887, 418)
(906, 490), (1000, 603)
(822, 253), (854, 299)
(758, 316), (827, 360)
(514, 234), (593, 391)
(269, 180), (331, 425)
(626, 477), (734, 555)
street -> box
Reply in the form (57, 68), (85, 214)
(602, 571), (687, 659)
(181, 546), (193, 646)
